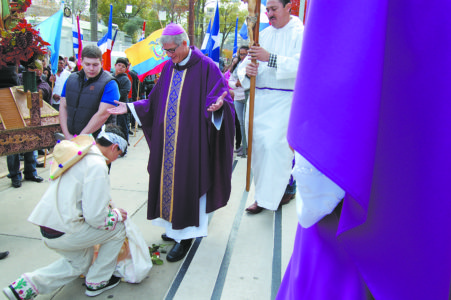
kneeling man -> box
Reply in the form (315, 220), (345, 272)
(3, 125), (128, 300)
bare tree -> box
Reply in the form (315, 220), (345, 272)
(194, 0), (206, 48)
(219, 1), (246, 54)
(66, 0), (89, 16)
(188, 0), (194, 45)
(90, 0), (97, 41)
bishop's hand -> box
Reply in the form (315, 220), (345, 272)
(207, 91), (227, 112)
(107, 101), (127, 115)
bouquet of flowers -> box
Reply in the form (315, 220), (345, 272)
(9, 0), (32, 14)
(0, 0), (49, 69)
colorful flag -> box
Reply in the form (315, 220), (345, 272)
(200, 19), (211, 54)
(124, 29), (170, 82)
(239, 0), (270, 40)
(97, 4), (113, 71)
(206, 1), (220, 64)
(35, 5), (64, 74)
(138, 21), (146, 42)
(233, 17), (238, 57)
(72, 15), (83, 68)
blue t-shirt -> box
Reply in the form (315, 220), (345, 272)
(61, 79), (119, 106)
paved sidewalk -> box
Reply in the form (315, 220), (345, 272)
(0, 131), (299, 300)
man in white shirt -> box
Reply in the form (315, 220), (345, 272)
(238, 0), (304, 213)
(3, 125), (128, 300)
(49, 56), (71, 111)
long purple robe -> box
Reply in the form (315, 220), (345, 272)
(134, 46), (235, 230)
(278, 0), (451, 299)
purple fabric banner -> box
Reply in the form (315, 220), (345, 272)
(282, 0), (451, 299)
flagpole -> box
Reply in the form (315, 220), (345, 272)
(246, 0), (261, 192)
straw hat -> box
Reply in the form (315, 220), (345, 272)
(50, 135), (96, 180)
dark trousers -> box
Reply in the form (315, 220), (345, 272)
(117, 114), (129, 142)
(7, 152), (37, 180)
(235, 113), (241, 149)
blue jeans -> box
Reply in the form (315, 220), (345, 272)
(234, 100), (247, 150)
(7, 152), (37, 180)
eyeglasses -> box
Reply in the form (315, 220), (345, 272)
(163, 45), (180, 54)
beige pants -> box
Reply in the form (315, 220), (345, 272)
(14, 223), (125, 297)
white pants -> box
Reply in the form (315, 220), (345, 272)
(152, 194), (209, 243)
(14, 223), (125, 296)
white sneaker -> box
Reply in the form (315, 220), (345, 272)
(3, 286), (20, 300)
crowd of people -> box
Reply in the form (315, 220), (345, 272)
(5, 51), (147, 190)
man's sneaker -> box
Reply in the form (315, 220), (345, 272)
(85, 275), (121, 297)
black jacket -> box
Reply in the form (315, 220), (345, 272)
(115, 73), (131, 103)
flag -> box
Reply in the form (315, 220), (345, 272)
(239, 0), (270, 40)
(72, 15), (83, 68)
(124, 29), (170, 82)
(97, 4), (113, 71)
(233, 17), (238, 57)
(138, 21), (146, 42)
(111, 29), (118, 51)
(35, 4), (64, 74)
(206, 1), (220, 64)
(200, 19), (211, 54)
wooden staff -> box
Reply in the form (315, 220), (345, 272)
(133, 134), (144, 147)
(246, 0), (261, 191)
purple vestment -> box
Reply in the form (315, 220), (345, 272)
(278, 0), (451, 299)
(134, 46), (235, 230)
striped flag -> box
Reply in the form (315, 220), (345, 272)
(97, 4), (113, 71)
(124, 29), (170, 82)
(138, 21), (146, 42)
(72, 15), (83, 68)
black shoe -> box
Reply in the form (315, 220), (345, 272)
(24, 175), (43, 183)
(54, 132), (65, 141)
(161, 233), (175, 242)
(36, 162), (45, 168)
(128, 130), (134, 135)
(0, 251), (9, 260)
(11, 179), (21, 188)
(279, 193), (295, 206)
(166, 239), (193, 262)
(246, 201), (264, 214)
(85, 275), (121, 297)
